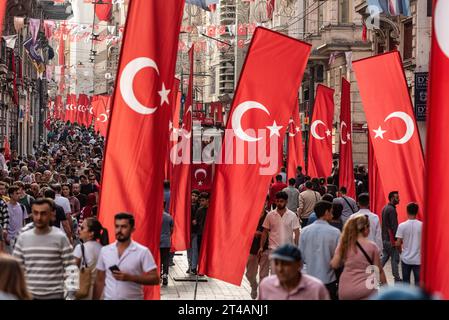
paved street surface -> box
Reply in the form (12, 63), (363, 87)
(161, 251), (408, 300)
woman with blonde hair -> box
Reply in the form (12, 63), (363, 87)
(0, 254), (31, 300)
(331, 213), (387, 300)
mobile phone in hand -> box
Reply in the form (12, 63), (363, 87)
(109, 265), (120, 272)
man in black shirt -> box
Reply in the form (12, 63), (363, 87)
(187, 189), (200, 274)
(381, 191), (401, 282)
(191, 192), (209, 275)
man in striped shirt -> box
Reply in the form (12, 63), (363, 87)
(13, 198), (76, 300)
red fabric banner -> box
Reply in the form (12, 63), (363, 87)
(64, 94), (76, 123)
(338, 78), (356, 198)
(0, 0), (6, 38)
(169, 47), (194, 252)
(422, 0), (449, 299)
(287, 101), (304, 180)
(54, 96), (63, 120)
(198, 27), (311, 285)
(353, 51), (424, 223)
(3, 136), (10, 161)
(165, 78), (181, 181)
(191, 163), (213, 191)
(93, 95), (111, 137)
(98, 0), (184, 300)
(95, 0), (112, 22)
(307, 85), (335, 179)
(77, 94), (90, 126)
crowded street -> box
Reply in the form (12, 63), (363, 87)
(0, 0), (448, 309)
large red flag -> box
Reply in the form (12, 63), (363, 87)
(98, 0), (184, 300)
(54, 96), (63, 120)
(77, 94), (89, 126)
(0, 0), (6, 38)
(93, 95), (111, 137)
(338, 78), (356, 198)
(307, 85), (335, 179)
(198, 27), (311, 284)
(3, 136), (10, 161)
(165, 78), (181, 181)
(169, 47), (194, 252)
(353, 51), (424, 223)
(64, 94), (76, 123)
(422, 0), (449, 299)
(287, 101), (304, 180)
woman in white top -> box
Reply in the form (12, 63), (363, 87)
(74, 218), (109, 300)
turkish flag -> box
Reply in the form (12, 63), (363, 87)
(307, 85), (335, 179)
(169, 47), (194, 252)
(54, 96), (63, 120)
(64, 94), (77, 124)
(192, 163), (213, 191)
(338, 78), (356, 198)
(353, 51), (424, 223)
(0, 0), (6, 38)
(98, 0), (184, 300)
(3, 136), (10, 161)
(287, 100), (304, 180)
(198, 27), (311, 285)
(165, 78), (181, 181)
(92, 95), (111, 137)
(77, 94), (90, 127)
(422, 0), (449, 299)
(95, 0), (112, 22)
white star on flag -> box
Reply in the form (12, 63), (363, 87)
(296, 126), (301, 132)
(347, 133), (351, 141)
(158, 83), (170, 106)
(326, 129), (331, 137)
(373, 126), (387, 139)
(267, 121), (283, 137)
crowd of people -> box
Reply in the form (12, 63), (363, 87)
(0, 121), (424, 301)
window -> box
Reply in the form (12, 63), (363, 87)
(339, 0), (350, 24)
(427, 0), (432, 17)
(403, 20), (413, 60)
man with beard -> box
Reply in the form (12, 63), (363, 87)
(72, 183), (87, 209)
(93, 213), (159, 300)
(259, 191), (300, 260)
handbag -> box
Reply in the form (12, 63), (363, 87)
(75, 244), (94, 299)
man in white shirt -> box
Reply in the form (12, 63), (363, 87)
(93, 213), (159, 300)
(396, 202), (422, 285)
(355, 193), (383, 255)
(259, 191), (300, 258)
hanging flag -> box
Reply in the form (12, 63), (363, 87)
(353, 51), (424, 223)
(95, 0), (112, 22)
(3, 136), (10, 161)
(3, 35), (17, 49)
(338, 78), (356, 198)
(29, 18), (41, 45)
(165, 78), (181, 181)
(170, 46), (194, 253)
(267, 0), (276, 19)
(191, 163), (213, 191)
(422, 0), (449, 299)
(64, 94), (77, 124)
(287, 101), (305, 180)
(198, 27), (311, 285)
(98, 0), (184, 300)
(54, 95), (63, 120)
(307, 85), (335, 179)
(44, 20), (56, 40)
(13, 17), (25, 34)
(77, 94), (90, 127)
(93, 95), (111, 137)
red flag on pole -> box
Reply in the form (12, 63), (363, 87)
(338, 78), (356, 198)
(77, 94), (89, 126)
(287, 101), (304, 180)
(307, 85), (335, 179)
(93, 95), (111, 137)
(198, 27), (311, 285)
(165, 78), (181, 181)
(3, 136), (10, 161)
(0, 0), (6, 38)
(64, 94), (76, 123)
(170, 46), (194, 252)
(98, 0), (184, 300)
(353, 51), (424, 223)
(422, 0), (449, 299)
(191, 163), (213, 192)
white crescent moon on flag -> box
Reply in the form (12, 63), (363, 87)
(435, 0), (449, 59)
(311, 120), (326, 140)
(194, 168), (207, 180)
(88, 107), (94, 115)
(288, 119), (296, 137)
(120, 57), (159, 115)
(97, 113), (108, 123)
(384, 111), (415, 144)
(340, 121), (348, 144)
(231, 101), (270, 142)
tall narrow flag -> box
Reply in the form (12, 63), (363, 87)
(0, 0), (6, 38)
(198, 27), (311, 284)
(338, 78), (356, 198)
(307, 85), (335, 179)
(353, 51), (424, 223)
(422, 0), (449, 299)
(98, 0), (184, 299)
(170, 46), (194, 252)
(368, 135), (385, 217)
(287, 101), (304, 180)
